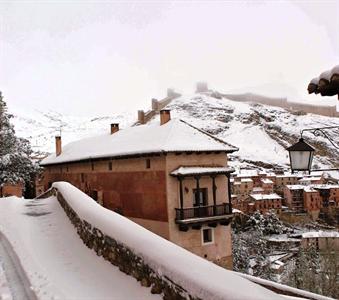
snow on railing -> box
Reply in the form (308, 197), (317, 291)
(239, 273), (334, 300)
(53, 181), (285, 300)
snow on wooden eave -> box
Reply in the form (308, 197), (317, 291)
(170, 166), (234, 176)
(40, 119), (237, 166)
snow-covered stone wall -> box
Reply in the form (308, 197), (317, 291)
(51, 181), (285, 300)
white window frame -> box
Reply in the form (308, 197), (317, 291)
(201, 227), (214, 245)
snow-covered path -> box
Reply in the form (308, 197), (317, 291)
(0, 196), (161, 300)
(0, 232), (37, 300)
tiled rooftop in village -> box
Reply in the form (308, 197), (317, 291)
(252, 187), (265, 192)
(241, 178), (253, 183)
(298, 177), (322, 182)
(261, 178), (273, 184)
(287, 184), (339, 192)
(250, 193), (282, 201)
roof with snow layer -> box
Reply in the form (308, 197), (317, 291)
(41, 119), (238, 165)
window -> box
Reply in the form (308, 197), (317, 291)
(193, 188), (208, 206)
(108, 162), (112, 171)
(91, 162), (94, 171)
(202, 228), (214, 245)
(146, 158), (151, 169)
(81, 173), (85, 183)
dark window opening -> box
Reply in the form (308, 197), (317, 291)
(81, 173), (85, 183)
(203, 228), (213, 244)
(108, 161), (112, 170)
(193, 188), (208, 206)
(146, 158), (151, 169)
(91, 162), (94, 171)
(91, 190), (98, 202)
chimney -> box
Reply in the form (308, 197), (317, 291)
(138, 110), (145, 124)
(55, 136), (62, 156)
(160, 109), (171, 125)
(110, 123), (119, 134)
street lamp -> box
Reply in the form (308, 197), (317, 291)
(287, 138), (315, 173)
(287, 126), (339, 173)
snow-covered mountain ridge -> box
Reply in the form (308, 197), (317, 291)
(160, 94), (339, 170)
(11, 93), (339, 170)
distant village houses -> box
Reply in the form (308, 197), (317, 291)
(230, 170), (339, 222)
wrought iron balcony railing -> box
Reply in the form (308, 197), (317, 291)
(175, 203), (232, 221)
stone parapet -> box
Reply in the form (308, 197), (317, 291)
(53, 188), (198, 300)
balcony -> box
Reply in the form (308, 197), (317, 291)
(175, 203), (233, 230)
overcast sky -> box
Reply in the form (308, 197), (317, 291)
(1, 0), (338, 116)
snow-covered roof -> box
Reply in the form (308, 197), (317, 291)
(287, 184), (339, 193)
(236, 170), (258, 177)
(170, 166), (234, 177)
(302, 231), (339, 239)
(261, 178), (273, 184)
(299, 177), (322, 182)
(241, 178), (253, 183)
(308, 64), (339, 96)
(253, 187), (264, 192)
(285, 185), (305, 190)
(276, 174), (297, 178)
(41, 119), (238, 165)
(250, 193), (282, 201)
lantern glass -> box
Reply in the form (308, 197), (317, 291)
(289, 150), (313, 171)
(287, 138), (315, 173)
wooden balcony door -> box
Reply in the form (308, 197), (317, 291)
(193, 188), (208, 217)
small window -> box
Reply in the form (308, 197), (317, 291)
(202, 228), (214, 245)
(108, 162), (112, 170)
(146, 158), (151, 169)
(60, 166), (62, 173)
(91, 162), (94, 171)
(66, 166), (69, 172)
(81, 173), (85, 183)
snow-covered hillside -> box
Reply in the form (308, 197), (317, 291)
(160, 94), (339, 170)
(11, 93), (339, 170)
(11, 109), (135, 155)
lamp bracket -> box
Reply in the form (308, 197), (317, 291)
(300, 126), (339, 149)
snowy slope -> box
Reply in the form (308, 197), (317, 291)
(161, 94), (339, 170)
(12, 109), (136, 155)
(11, 93), (339, 170)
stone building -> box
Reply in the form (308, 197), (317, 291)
(38, 110), (238, 269)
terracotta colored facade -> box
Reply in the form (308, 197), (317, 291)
(38, 115), (236, 269)
(284, 184), (339, 220)
(249, 194), (282, 214)
(0, 183), (24, 197)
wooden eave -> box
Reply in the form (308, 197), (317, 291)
(40, 150), (234, 167)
